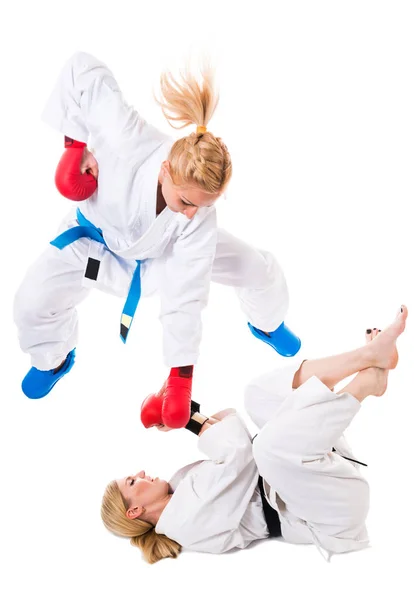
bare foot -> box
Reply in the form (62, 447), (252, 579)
(357, 367), (389, 397)
(341, 366), (388, 401)
(365, 305), (408, 370)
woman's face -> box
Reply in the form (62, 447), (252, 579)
(159, 161), (221, 219)
(116, 470), (170, 514)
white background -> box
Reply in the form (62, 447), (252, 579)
(1, 1), (413, 598)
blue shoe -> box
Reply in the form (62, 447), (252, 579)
(248, 322), (301, 357)
(22, 349), (76, 399)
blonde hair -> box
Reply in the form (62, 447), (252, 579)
(156, 63), (232, 194)
(101, 481), (181, 565)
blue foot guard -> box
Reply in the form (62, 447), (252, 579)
(248, 322), (301, 357)
(21, 349), (76, 399)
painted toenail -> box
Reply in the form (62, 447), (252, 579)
(366, 329), (372, 334)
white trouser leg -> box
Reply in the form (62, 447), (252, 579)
(13, 245), (90, 370)
(211, 229), (289, 332)
(244, 360), (305, 429)
(251, 376), (370, 553)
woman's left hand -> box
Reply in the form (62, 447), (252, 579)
(80, 147), (99, 179)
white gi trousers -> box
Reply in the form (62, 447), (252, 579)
(14, 226), (287, 371)
(245, 363), (370, 560)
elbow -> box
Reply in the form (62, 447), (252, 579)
(66, 51), (103, 77)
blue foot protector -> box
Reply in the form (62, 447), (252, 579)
(248, 322), (301, 357)
(21, 349), (76, 399)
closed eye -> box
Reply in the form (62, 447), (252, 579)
(129, 479), (135, 486)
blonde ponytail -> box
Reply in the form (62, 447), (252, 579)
(101, 481), (182, 565)
(131, 528), (181, 565)
(157, 63), (218, 131)
(156, 63), (232, 194)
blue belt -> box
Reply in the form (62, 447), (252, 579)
(50, 208), (141, 343)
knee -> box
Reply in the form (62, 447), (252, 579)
(253, 252), (290, 319)
(251, 252), (286, 291)
(13, 280), (30, 325)
(235, 249), (286, 291)
(262, 252), (287, 289)
(13, 280), (50, 326)
(232, 251), (269, 289)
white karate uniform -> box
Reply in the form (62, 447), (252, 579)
(156, 364), (370, 560)
(13, 52), (288, 370)
(156, 413), (269, 553)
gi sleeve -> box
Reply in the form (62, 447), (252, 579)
(194, 413), (258, 522)
(193, 413), (259, 530)
(197, 413), (255, 475)
(159, 207), (217, 367)
(41, 51), (167, 161)
(156, 413), (260, 553)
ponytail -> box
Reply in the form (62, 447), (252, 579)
(156, 62), (232, 194)
(131, 528), (181, 565)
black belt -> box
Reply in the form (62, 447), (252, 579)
(332, 447), (368, 467)
(258, 476), (282, 538)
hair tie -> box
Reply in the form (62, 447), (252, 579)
(196, 125), (207, 134)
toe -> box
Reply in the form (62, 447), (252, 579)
(372, 328), (379, 339)
(365, 328), (373, 342)
(399, 305), (408, 321)
(393, 305), (408, 334)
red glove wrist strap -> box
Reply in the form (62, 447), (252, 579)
(64, 136), (86, 149)
(170, 366), (194, 378)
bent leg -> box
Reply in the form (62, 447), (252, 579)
(211, 229), (289, 332)
(244, 361), (305, 429)
(252, 377), (371, 554)
(14, 245), (90, 370)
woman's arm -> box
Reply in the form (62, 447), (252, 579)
(159, 207), (218, 368)
(197, 409), (237, 435)
(160, 412), (258, 547)
(198, 416), (218, 435)
(156, 408), (234, 433)
(42, 52), (167, 159)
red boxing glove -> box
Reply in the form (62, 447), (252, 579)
(55, 136), (97, 201)
(140, 385), (166, 429)
(141, 366), (193, 429)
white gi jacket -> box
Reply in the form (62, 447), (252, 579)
(155, 414), (269, 553)
(41, 52), (218, 367)
(156, 407), (370, 559)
